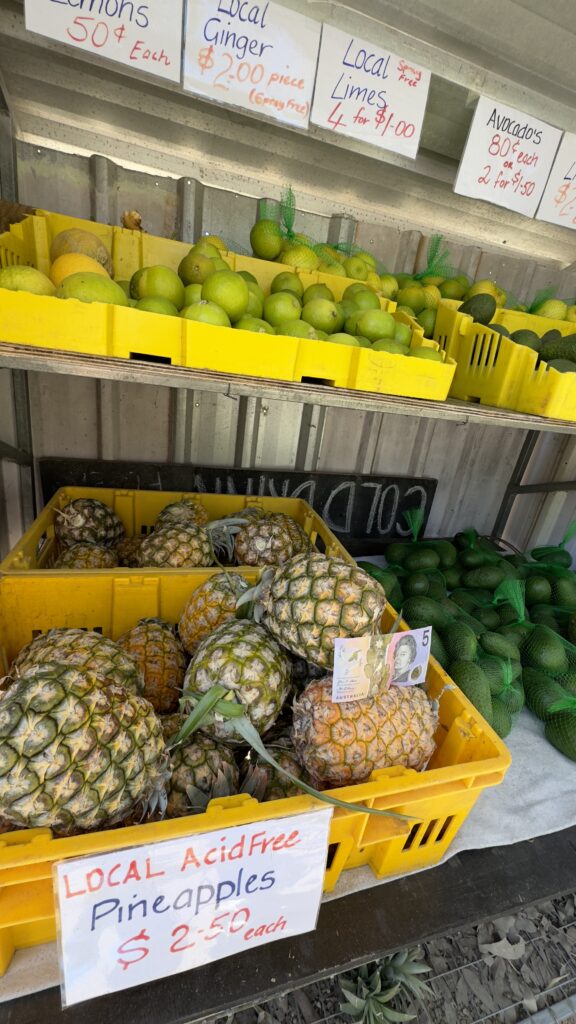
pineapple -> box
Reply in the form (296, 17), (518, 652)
(55, 498), (125, 548)
(155, 497), (208, 530)
(234, 513), (311, 566)
(54, 543), (119, 569)
(116, 536), (143, 567)
(292, 678), (438, 787)
(10, 628), (144, 695)
(161, 714), (238, 817)
(138, 525), (213, 568)
(0, 663), (169, 834)
(178, 572), (250, 654)
(245, 553), (387, 668)
(116, 619), (187, 713)
(183, 619), (291, 742)
(241, 744), (309, 801)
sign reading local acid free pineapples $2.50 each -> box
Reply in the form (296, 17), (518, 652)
(54, 808), (332, 1006)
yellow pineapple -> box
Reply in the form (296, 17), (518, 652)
(178, 572), (250, 654)
(116, 619), (187, 713)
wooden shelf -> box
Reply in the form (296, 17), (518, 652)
(1, 343), (576, 434)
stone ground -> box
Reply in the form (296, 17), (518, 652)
(215, 895), (576, 1024)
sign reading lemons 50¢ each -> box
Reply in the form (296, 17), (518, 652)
(536, 132), (576, 230)
(183, 0), (321, 128)
(24, 0), (184, 82)
(310, 24), (431, 159)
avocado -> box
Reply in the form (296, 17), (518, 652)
(448, 661), (493, 723)
(491, 698), (513, 738)
(403, 596), (451, 630)
(458, 294), (497, 325)
(541, 329), (562, 345)
(462, 565), (507, 590)
(511, 329), (541, 352)
(490, 324), (510, 337)
(442, 621), (478, 661)
(521, 625), (569, 676)
(548, 359), (576, 373)
(540, 333), (576, 363)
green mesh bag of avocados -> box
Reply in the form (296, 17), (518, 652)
(530, 519), (576, 569)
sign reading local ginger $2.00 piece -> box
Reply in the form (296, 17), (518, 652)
(54, 808), (332, 1006)
(24, 0), (184, 82)
(183, 0), (321, 128)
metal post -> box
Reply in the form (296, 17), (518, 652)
(492, 430), (539, 538)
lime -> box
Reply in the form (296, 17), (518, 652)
(421, 285), (441, 309)
(180, 300), (231, 327)
(303, 283), (334, 303)
(357, 250), (377, 270)
(345, 311), (364, 334)
(372, 339), (409, 354)
(396, 274), (416, 288)
(201, 270), (249, 322)
(179, 252), (217, 286)
(439, 279), (467, 300)
(211, 257), (231, 271)
(410, 348), (444, 361)
(420, 275), (444, 287)
(245, 289), (264, 318)
(396, 305), (416, 317)
(315, 330), (329, 340)
(465, 280), (498, 300)
(271, 272), (303, 298)
(183, 283), (203, 305)
(281, 245), (320, 271)
(235, 316), (275, 334)
(357, 309), (396, 341)
(417, 309), (437, 337)
(394, 322), (412, 345)
(367, 271), (382, 292)
(276, 320), (318, 339)
(343, 283), (373, 300)
(534, 299), (568, 320)
(396, 286), (426, 314)
(350, 289), (380, 312)
(328, 333), (360, 347)
(136, 297), (179, 316)
(136, 267), (185, 309)
(318, 261), (346, 277)
(250, 220), (283, 260)
(199, 234), (227, 252)
(337, 300), (357, 321)
(0, 265), (55, 296)
(190, 240), (221, 259)
(130, 268), (145, 299)
(344, 256), (369, 280)
(355, 336), (373, 348)
(301, 299), (344, 334)
(56, 273), (128, 306)
(115, 280), (131, 298)
(237, 270), (258, 284)
(379, 274), (398, 299)
(263, 291), (301, 327)
(567, 305), (576, 323)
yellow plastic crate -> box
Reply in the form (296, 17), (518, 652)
(0, 211), (456, 400)
(0, 487), (350, 573)
(0, 572), (510, 974)
(434, 300), (576, 420)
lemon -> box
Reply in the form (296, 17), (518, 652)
(420, 275), (444, 287)
(344, 256), (369, 280)
(263, 292), (301, 327)
(421, 285), (441, 310)
(466, 279), (499, 300)
(350, 289), (380, 312)
(301, 299), (344, 334)
(136, 297), (179, 316)
(50, 253), (109, 287)
(181, 301), (230, 326)
(50, 228), (112, 274)
(417, 309), (437, 337)
(379, 274), (399, 299)
(357, 310), (396, 342)
(440, 279), (467, 300)
(235, 316), (275, 334)
(534, 299), (568, 320)
(303, 283), (334, 303)
(343, 283), (374, 300)
(566, 305), (576, 323)
(250, 220), (284, 261)
(366, 270), (382, 292)
(56, 273), (128, 306)
(183, 283), (203, 305)
(0, 265), (56, 296)
(396, 286), (426, 314)
(201, 270), (249, 322)
(281, 245), (320, 271)
(245, 289), (264, 319)
(190, 240), (221, 260)
(178, 252), (216, 286)
(328, 333), (360, 347)
(238, 270), (258, 284)
(200, 234), (227, 252)
(271, 272), (303, 298)
(276, 320), (318, 340)
(495, 287), (507, 308)
(357, 250), (377, 270)
(138, 266), (185, 309)
(319, 261), (346, 277)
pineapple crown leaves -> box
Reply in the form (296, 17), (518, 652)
(206, 516), (249, 564)
(174, 684), (421, 824)
(403, 507), (425, 543)
(528, 286), (556, 314)
(413, 234), (455, 282)
(340, 951), (431, 1024)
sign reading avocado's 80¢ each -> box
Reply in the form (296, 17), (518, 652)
(54, 809), (332, 1006)
(24, 0), (184, 82)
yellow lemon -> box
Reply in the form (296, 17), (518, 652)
(50, 253), (109, 287)
(201, 234), (227, 252)
(421, 285), (441, 309)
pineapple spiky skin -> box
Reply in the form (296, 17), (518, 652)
(117, 619), (187, 713)
(0, 663), (168, 834)
(138, 525), (213, 568)
(255, 553), (387, 668)
(292, 679), (438, 787)
(178, 572), (250, 654)
(161, 715), (239, 817)
(155, 498), (209, 531)
(55, 498), (125, 548)
(54, 543), (119, 569)
(234, 513), (311, 566)
(10, 628), (144, 695)
(116, 536), (143, 567)
(242, 746), (309, 801)
(183, 620), (291, 743)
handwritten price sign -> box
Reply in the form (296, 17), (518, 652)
(310, 25), (431, 159)
(536, 132), (576, 229)
(454, 96), (562, 218)
(24, 0), (184, 82)
(183, 0), (321, 128)
(54, 809), (331, 1006)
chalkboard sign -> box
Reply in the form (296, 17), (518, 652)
(39, 459), (437, 555)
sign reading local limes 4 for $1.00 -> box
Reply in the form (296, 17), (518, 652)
(332, 628), (432, 704)
(183, 0), (321, 128)
(54, 809), (332, 1006)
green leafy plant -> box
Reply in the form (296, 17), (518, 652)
(339, 949), (432, 1024)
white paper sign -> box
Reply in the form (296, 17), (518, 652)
(332, 628), (431, 703)
(536, 131), (576, 229)
(454, 95), (562, 218)
(183, 0), (321, 128)
(54, 809), (331, 1006)
(24, 0), (184, 82)
(310, 25), (430, 159)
